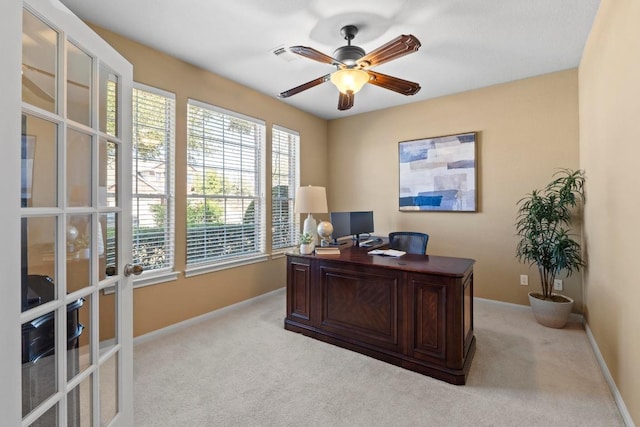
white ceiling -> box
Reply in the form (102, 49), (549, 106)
(59, 0), (600, 120)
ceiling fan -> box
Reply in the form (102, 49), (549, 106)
(278, 25), (421, 111)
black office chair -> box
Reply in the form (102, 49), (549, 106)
(388, 232), (429, 255)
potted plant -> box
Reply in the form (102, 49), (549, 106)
(299, 232), (314, 255)
(515, 168), (586, 328)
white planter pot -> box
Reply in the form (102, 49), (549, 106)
(300, 243), (314, 255)
(528, 292), (574, 329)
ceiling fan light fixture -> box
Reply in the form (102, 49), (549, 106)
(330, 69), (369, 94)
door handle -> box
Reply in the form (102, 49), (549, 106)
(123, 263), (143, 277)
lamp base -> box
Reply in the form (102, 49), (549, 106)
(303, 214), (318, 246)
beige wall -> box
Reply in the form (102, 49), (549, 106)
(89, 16), (637, 423)
(580, 0), (640, 423)
(328, 69), (581, 308)
(90, 25), (328, 337)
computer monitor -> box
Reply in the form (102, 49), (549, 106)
(349, 211), (374, 237)
(329, 211), (374, 245)
(329, 212), (351, 245)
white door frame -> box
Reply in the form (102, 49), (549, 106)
(0, 0), (25, 424)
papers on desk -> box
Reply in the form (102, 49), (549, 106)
(367, 249), (406, 257)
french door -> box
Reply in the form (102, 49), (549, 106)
(2, 0), (134, 425)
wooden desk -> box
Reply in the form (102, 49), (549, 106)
(285, 244), (475, 385)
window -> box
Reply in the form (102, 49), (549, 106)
(186, 99), (266, 272)
(132, 84), (175, 278)
(271, 126), (299, 250)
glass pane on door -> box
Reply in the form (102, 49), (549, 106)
(68, 294), (91, 380)
(67, 214), (92, 292)
(68, 375), (92, 427)
(22, 114), (58, 208)
(100, 353), (119, 426)
(100, 212), (118, 280)
(67, 129), (92, 207)
(99, 66), (118, 137)
(22, 10), (57, 112)
(21, 312), (58, 417)
(99, 287), (117, 353)
(21, 216), (58, 312)
(31, 402), (59, 427)
(99, 138), (118, 208)
(67, 41), (92, 127)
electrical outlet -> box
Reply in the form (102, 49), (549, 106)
(520, 275), (528, 286)
(554, 279), (563, 291)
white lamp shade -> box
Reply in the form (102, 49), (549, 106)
(294, 186), (328, 214)
(330, 69), (370, 94)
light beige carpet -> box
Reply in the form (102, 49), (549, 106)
(133, 288), (623, 426)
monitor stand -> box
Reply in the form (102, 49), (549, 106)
(329, 238), (349, 246)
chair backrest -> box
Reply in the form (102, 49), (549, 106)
(388, 232), (429, 255)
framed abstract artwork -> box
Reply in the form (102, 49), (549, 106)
(398, 132), (477, 212)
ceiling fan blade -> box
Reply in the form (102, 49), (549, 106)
(278, 74), (331, 98)
(367, 71), (421, 96)
(338, 91), (354, 111)
(289, 46), (342, 65)
(358, 34), (421, 68)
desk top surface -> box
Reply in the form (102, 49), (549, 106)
(288, 244), (475, 278)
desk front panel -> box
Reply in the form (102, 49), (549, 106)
(287, 257), (311, 324)
(319, 263), (400, 351)
(407, 273), (448, 363)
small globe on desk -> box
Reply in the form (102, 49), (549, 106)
(317, 221), (333, 247)
(67, 225), (79, 242)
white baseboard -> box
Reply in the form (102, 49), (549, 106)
(474, 297), (584, 322)
(583, 321), (635, 427)
(474, 297), (530, 310)
(473, 297), (531, 310)
(133, 287), (285, 346)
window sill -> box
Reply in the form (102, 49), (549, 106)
(184, 254), (269, 278)
(133, 270), (180, 289)
(270, 247), (296, 260)
(101, 269), (179, 295)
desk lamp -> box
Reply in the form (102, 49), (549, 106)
(294, 185), (328, 245)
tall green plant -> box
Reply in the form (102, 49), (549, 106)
(515, 169), (586, 300)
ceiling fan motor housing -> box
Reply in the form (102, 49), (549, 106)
(333, 45), (365, 66)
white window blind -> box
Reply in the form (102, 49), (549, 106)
(186, 99), (266, 266)
(271, 125), (299, 250)
(132, 84), (175, 273)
